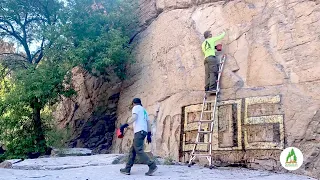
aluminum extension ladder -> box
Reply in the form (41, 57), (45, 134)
(188, 54), (227, 169)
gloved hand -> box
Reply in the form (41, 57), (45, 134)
(120, 123), (129, 134)
(147, 132), (152, 144)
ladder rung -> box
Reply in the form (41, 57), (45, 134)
(204, 101), (216, 103)
(191, 154), (211, 157)
(203, 110), (213, 113)
(199, 120), (213, 122)
(195, 142), (211, 144)
(198, 131), (211, 133)
(205, 90), (217, 93)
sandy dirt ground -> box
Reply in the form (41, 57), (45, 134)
(0, 154), (315, 180)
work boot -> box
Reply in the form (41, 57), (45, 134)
(145, 164), (158, 176)
(120, 167), (130, 175)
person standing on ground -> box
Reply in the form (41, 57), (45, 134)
(119, 98), (158, 176)
(202, 30), (226, 91)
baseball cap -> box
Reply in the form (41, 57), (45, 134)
(132, 98), (142, 105)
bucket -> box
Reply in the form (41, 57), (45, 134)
(116, 128), (124, 138)
(215, 44), (222, 51)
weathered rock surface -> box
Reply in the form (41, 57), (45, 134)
(113, 0), (320, 179)
(53, 67), (122, 153)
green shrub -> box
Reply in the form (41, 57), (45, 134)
(0, 154), (6, 163)
(164, 156), (175, 165)
(46, 125), (72, 149)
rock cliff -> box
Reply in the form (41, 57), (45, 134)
(112, 0), (320, 179)
(53, 67), (121, 153)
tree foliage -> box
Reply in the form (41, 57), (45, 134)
(0, 0), (137, 159)
(0, 0), (62, 65)
(49, 0), (137, 79)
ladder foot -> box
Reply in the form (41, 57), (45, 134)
(188, 164), (192, 167)
(204, 164), (215, 169)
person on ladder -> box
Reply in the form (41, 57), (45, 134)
(201, 30), (226, 91)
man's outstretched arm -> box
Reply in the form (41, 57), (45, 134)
(211, 31), (226, 42)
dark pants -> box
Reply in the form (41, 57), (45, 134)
(204, 56), (219, 90)
(125, 131), (155, 169)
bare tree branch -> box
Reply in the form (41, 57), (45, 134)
(25, 17), (48, 26)
(33, 37), (45, 64)
(0, 19), (15, 32)
(0, 19), (24, 43)
(0, 56), (28, 69)
(0, 53), (28, 60)
(24, 12), (28, 26)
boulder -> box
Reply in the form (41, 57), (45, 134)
(51, 148), (92, 157)
(0, 161), (12, 169)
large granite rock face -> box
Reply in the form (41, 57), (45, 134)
(53, 67), (122, 154)
(112, 0), (320, 179)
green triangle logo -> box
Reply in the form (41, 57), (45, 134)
(286, 148), (297, 164)
(281, 147), (303, 170)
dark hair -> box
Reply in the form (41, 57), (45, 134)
(132, 98), (142, 105)
(204, 31), (211, 39)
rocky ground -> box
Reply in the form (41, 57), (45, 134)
(0, 154), (316, 180)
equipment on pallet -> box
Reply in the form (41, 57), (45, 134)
(188, 54), (227, 169)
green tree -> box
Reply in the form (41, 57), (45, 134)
(0, 61), (75, 157)
(50, 0), (138, 79)
(0, 0), (65, 155)
(0, 0), (63, 65)
(0, 0), (137, 158)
